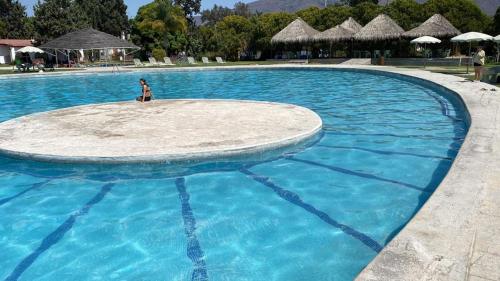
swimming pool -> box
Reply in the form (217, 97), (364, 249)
(0, 68), (468, 281)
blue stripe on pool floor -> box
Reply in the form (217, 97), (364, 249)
(323, 131), (464, 141)
(240, 168), (383, 253)
(316, 145), (453, 161)
(0, 180), (50, 207)
(287, 157), (428, 193)
(175, 178), (209, 281)
(4, 183), (114, 281)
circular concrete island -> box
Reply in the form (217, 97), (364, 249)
(0, 99), (322, 164)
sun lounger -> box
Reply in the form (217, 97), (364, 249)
(187, 57), (198, 65)
(133, 58), (145, 67)
(202, 57), (210, 64)
(163, 57), (175, 65)
(148, 57), (161, 66)
(216, 57), (226, 64)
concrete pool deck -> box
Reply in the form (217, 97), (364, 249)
(0, 99), (322, 164)
(0, 64), (498, 280)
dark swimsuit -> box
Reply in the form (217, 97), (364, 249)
(137, 85), (152, 102)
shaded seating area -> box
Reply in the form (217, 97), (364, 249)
(271, 18), (319, 62)
(39, 28), (139, 68)
(403, 14), (461, 59)
(268, 13), (495, 69)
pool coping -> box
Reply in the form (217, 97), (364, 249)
(1, 64), (499, 280)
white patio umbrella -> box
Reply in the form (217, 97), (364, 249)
(451, 32), (493, 73)
(15, 46), (45, 53)
(411, 36), (441, 68)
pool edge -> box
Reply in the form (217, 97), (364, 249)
(3, 65), (499, 280)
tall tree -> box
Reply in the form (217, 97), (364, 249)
(384, 0), (424, 30)
(201, 5), (233, 26)
(234, 2), (251, 18)
(174, 0), (201, 22)
(340, 0), (378, 6)
(0, 20), (6, 37)
(252, 12), (294, 52)
(33, 0), (89, 43)
(0, 0), (30, 38)
(352, 1), (383, 25)
(215, 15), (252, 60)
(75, 0), (129, 36)
(423, 0), (492, 32)
(131, 0), (187, 55)
(320, 5), (353, 30)
(296, 7), (323, 30)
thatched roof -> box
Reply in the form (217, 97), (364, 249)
(271, 18), (320, 44)
(403, 14), (461, 38)
(354, 14), (405, 41)
(340, 17), (363, 33)
(39, 28), (139, 50)
(313, 25), (355, 42)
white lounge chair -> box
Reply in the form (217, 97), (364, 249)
(163, 57), (175, 66)
(202, 57), (210, 64)
(187, 57), (198, 65)
(148, 57), (160, 66)
(133, 58), (145, 67)
(216, 57), (226, 64)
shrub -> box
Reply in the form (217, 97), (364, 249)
(152, 48), (166, 61)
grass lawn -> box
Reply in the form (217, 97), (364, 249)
(0, 68), (81, 75)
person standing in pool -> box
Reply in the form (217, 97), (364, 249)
(473, 46), (486, 81)
(137, 78), (153, 102)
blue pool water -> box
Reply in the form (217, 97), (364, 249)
(0, 68), (468, 281)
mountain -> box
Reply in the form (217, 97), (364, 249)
(247, 0), (499, 16)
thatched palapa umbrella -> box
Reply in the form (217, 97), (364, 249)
(313, 25), (355, 58)
(354, 14), (404, 41)
(340, 17), (363, 33)
(271, 18), (319, 60)
(403, 14), (461, 38)
(313, 25), (355, 42)
(271, 18), (319, 44)
(40, 28), (139, 50)
(39, 28), (139, 66)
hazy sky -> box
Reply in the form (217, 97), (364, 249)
(19, 0), (252, 17)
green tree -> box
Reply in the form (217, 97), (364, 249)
(320, 5), (353, 30)
(234, 2), (251, 18)
(250, 12), (295, 56)
(201, 5), (233, 26)
(296, 7), (323, 30)
(75, 0), (129, 36)
(352, 1), (383, 25)
(215, 15), (252, 60)
(0, 20), (6, 37)
(384, 0), (424, 30)
(33, 0), (89, 43)
(0, 0), (30, 38)
(423, 0), (492, 32)
(131, 0), (187, 55)
(340, 0), (378, 6)
(174, 0), (201, 22)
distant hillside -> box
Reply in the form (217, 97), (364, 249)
(247, 0), (499, 16)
